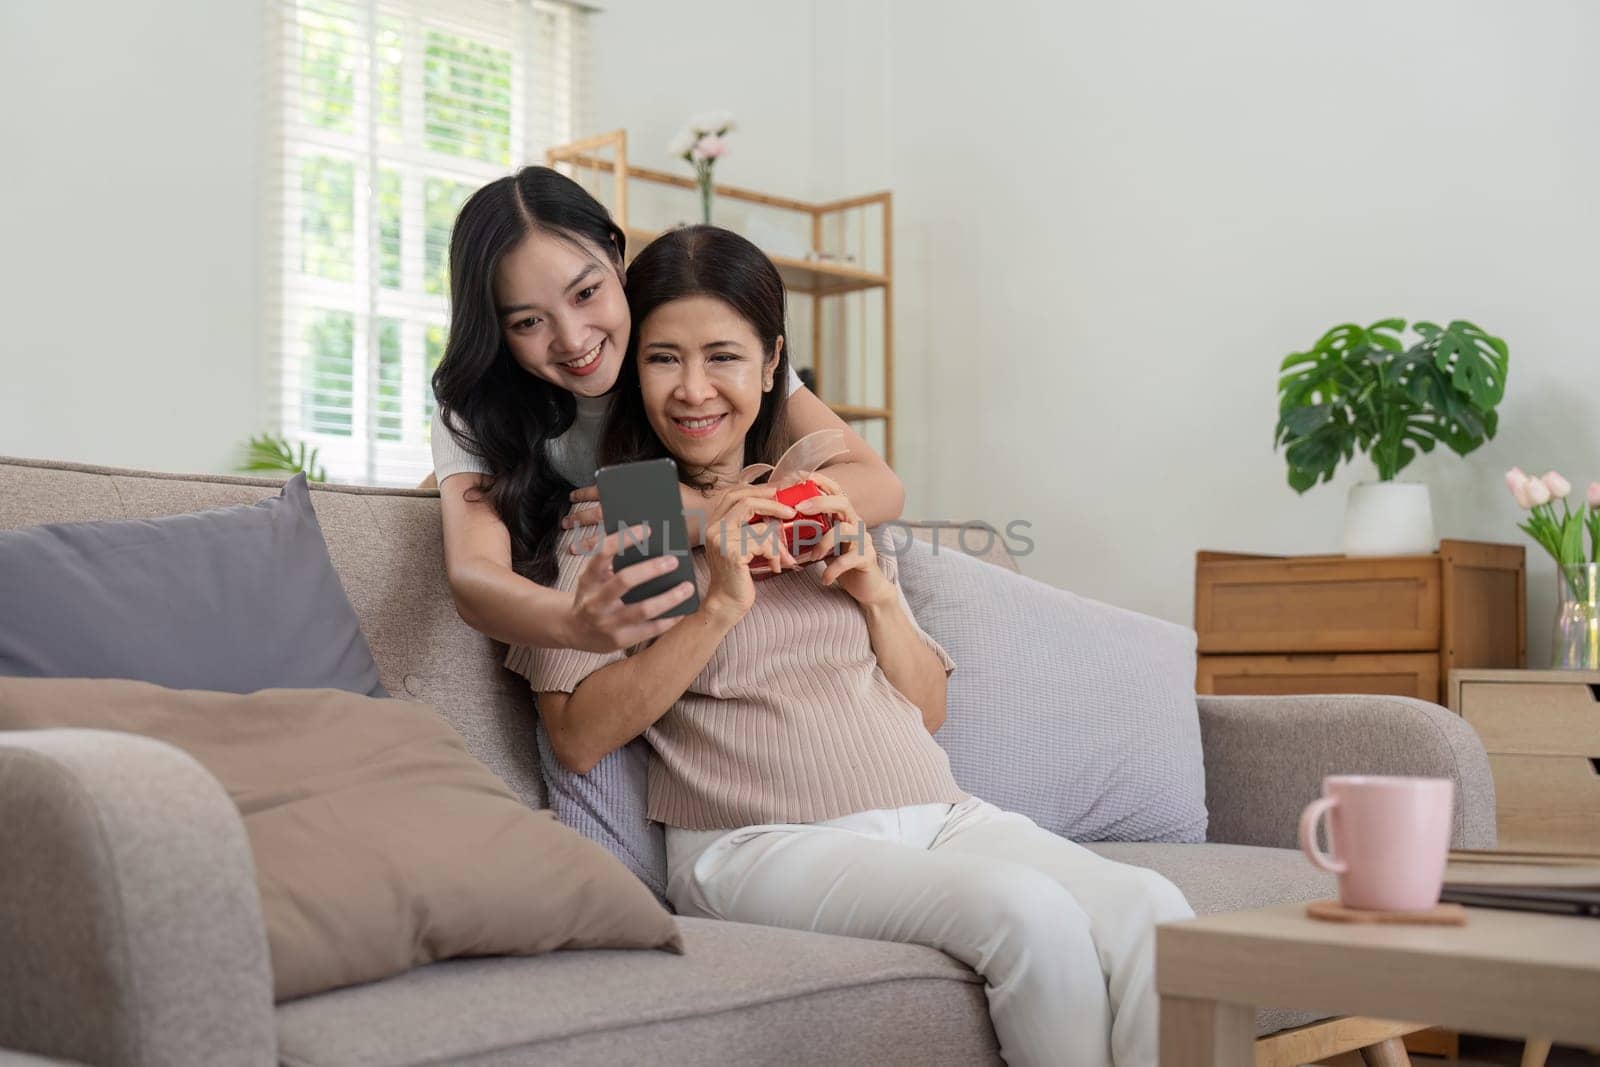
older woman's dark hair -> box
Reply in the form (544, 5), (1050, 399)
(430, 165), (625, 584)
(600, 225), (790, 486)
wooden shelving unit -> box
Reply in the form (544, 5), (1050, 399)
(546, 130), (895, 463)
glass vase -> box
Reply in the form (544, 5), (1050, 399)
(1551, 562), (1600, 670)
(698, 174), (714, 225)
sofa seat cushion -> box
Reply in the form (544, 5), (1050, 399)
(275, 916), (999, 1066)
(1088, 841), (1336, 1037)
(1085, 841), (1334, 916)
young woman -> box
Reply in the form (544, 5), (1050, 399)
(429, 166), (903, 653)
(512, 226), (1194, 1067)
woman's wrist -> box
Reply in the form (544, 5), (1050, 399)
(855, 584), (901, 616)
(700, 590), (749, 627)
(550, 589), (582, 649)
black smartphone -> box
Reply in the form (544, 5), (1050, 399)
(593, 458), (700, 618)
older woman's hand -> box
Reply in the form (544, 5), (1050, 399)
(701, 485), (796, 620)
(795, 473), (893, 608)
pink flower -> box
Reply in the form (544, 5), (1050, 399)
(691, 134), (726, 163)
(1541, 470), (1572, 499)
(1527, 478), (1552, 507)
(1589, 481), (1600, 507)
(1506, 468), (1534, 509)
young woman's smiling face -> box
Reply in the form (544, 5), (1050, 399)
(637, 294), (781, 483)
(493, 228), (630, 397)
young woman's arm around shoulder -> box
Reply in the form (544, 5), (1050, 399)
(439, 471), (693, 652)
(764, 384), (906, 527)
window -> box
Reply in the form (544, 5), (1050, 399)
(265, 0), (589, 485)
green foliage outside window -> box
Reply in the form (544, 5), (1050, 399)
(423, 31), (512, 164)
(424, 178), (476, 295)
(424, 325), (448, 438)
(377, 319), (403, 442)
(301, 157), (354, 282)
(289, 3), (515, 456)
(305, 311), (354, 436)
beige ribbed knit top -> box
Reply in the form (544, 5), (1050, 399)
(506, 527), (967, 830)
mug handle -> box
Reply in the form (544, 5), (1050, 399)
(1298, 796), (1348, 875)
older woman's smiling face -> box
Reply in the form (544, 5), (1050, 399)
(636, 294), (781, 484)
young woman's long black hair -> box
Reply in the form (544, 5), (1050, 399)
(431, 166), (625, 585)
(600, 226), (791, 487)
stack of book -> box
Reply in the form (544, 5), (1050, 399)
(1442, 851), (1600, 918)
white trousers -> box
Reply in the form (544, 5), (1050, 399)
(666, 796), (1193, 1067)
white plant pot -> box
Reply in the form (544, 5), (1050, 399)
(1342, 481), (1437, 557)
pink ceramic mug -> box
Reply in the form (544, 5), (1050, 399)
(1298, 775), (1454, 911)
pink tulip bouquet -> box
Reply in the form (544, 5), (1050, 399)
(1506, 468), (1600, 668)
(1504, 468), (1600, 566)
(668, 111), (736, 225)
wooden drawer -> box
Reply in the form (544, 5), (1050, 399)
(1488, 753), (1600, 856)
(1197, 652), (1439, 702)
(1196, 556), (1440, 654)
(1460, 679), (1600, 757)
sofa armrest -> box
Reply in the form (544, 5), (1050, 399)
(1196, 694), (1497, 850)
(0, 730), (276, 1067)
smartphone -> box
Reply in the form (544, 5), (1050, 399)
(593, 457), (700, 618)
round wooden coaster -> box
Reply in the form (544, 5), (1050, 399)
(1306, 899), (1468, 925)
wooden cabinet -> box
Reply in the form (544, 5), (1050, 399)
(1195, 652), (1441, 701)
(1195, 540), (1525, 705)
(1450, 669), (1600, 856)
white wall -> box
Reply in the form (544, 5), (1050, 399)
(0, 0), (263, 476)
(587, 0), (817, 201)
(814, 0), (1599, 665)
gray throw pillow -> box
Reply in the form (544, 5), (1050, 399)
(0, 474), (385, 698)
(533, 723), (668, 904)
(895, 534), (1207, 843)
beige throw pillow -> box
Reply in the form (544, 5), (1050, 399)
(0, 678), (683, 1001)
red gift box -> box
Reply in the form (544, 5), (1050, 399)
(749, 479), (835, 579)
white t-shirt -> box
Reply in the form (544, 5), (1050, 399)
(431, 364), (806, 488)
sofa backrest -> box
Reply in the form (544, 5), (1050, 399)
(0, 456), (547, 807)
(0, 456), (1020, 810)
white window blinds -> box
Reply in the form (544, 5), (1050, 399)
(264, 0), (590, 485)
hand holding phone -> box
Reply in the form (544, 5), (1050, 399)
(594, 459), (700, 619)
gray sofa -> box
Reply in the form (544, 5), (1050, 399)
(0, 457), (1497, 1067)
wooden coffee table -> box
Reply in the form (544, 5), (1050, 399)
(1157, 901), (1600, 1066)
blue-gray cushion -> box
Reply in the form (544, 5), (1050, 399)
(534, 725), (668, 904)
(896, 534), (1207, 843)
(0, 474), (385, 697)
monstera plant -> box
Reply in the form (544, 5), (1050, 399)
(1275, 319), (1509, 491)
(1274, 319), (1509, 555)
